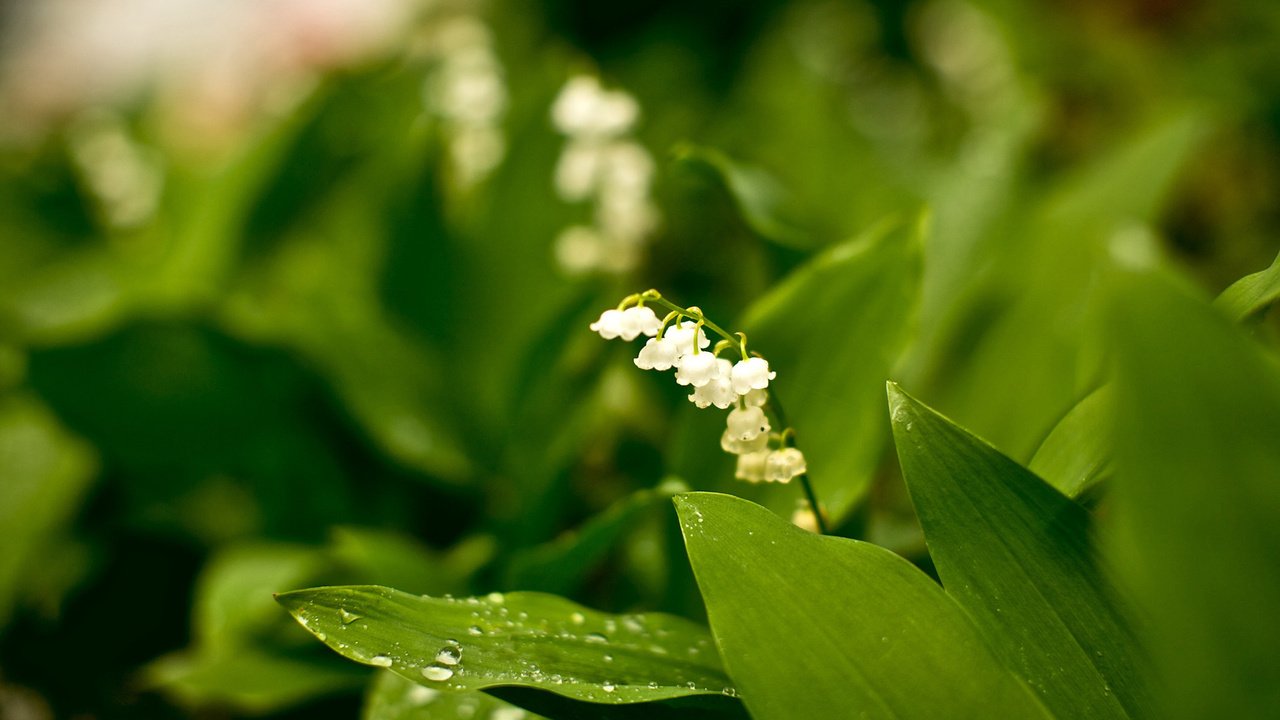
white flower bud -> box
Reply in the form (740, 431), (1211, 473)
(764, 448), (806, 483)
(726, 406), (770, 442)
(621, 306), (662, 339)
(689, 359), (736, 408)
(735, 450), (770, 483)
(589, 308), (627, 339)
(635, 336), (680, 371)
(731, 357), (776, 395)
(662, 321), (709, 359)
(720, 427), (769, 454)
(743, 388), (769, 407)
(675, 351), (718, 387)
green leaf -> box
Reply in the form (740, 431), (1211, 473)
(672, 144), (814, 248)
(331, 527), (496, 597)
(887, 383), (1150, 719)
(146, 646), (367, 714)
(364, 670), (542, 720)
(1029, 384), (1114, 498)
(742, 211), (924, 518)
(0, 392), (97, 628)
(1106, 265), (1280, 718)
(1214, 249), (1280, 322)
(674, 492), (1050, 720)
(277, 586), (743, 716)
(504, 479), (687, 595)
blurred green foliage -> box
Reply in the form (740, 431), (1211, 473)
(0, 0), (1279, 718)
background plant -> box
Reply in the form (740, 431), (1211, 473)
(1, 0), (1279, 718)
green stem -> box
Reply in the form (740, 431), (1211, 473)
(769, 393), (829, 535)
(644, 296), (745, 359)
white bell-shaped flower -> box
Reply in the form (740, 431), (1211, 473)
(620, 306), (662, 339)
(743, 388), (769, 407)
(735, 450), (770, 483)
(635, 336), (680, 371)
(662, 321), (709, 359)
(731, 357), (776, 395)
(720, 427), (769, 454)
(689, 359), (736, 409)
(589, 309), (627, 339)
(726, 406), (770, 442)
(675, 351), (718, 387)
(764, 448), (806, 483)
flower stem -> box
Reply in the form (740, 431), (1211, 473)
(769, 393), (829, 535)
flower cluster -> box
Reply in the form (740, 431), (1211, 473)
(590, 294), (807, 484)
(551, 75), (659, 275)
(418, 14), (507, 190)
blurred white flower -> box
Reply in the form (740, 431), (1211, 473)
(764, 448), (806, 483)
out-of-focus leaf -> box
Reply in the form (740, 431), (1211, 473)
(1106, 264), (1280, 719)
(1029, 385), (1115, 498)
(331, 527), (496, 597)
(146, 647), (366, 715)
(0, 393), (97, 628)
(888, 383), (1149, 719)
(674, 492), (1050, 720)
(194, 542), (326, 651)
(672, 144), (814, 248)
(1214, 249), (1280, 322)
(740, 211), (925, 518)
(277, 586), (742, 717)
(504, 479), (687, 595)
(364, 670), (543, 720)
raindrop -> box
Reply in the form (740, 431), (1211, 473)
(623, 617), (644, 633)
(570, 612), (585, 625)
(468, 625), (485, 636)
(585, 633), (608, 644)
(722, 687), (738, 697)
(316, 632), (328, 642)
(422, 664), (455, 682)
(603, 654), (613, 663)
(487, 592), (505, 604)
(436, 645), (462, 666)
(602, 682), (616, 693)
(339, 608), (360, 624)
(370, 655), (393, 667)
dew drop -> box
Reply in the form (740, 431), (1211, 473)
(370, 655), (393, 667)
(422, 664), (454, 682)
(436, 645), (462, 666)
(468, 625), (484, 636)
(623, 617), (644, 633)
(585, 633), (608, 644)
(602, 682), (616, 693)
(487, 592), (505, 604)
(603, 654), (613, 663)
(339, 608), (360, 624)
(570, 612), (585, 625)
(407, 685), (439, 706)
(722, 687), (738, 697)
(316, 632), (327, 641)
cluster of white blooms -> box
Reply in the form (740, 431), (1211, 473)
(551, 75), (659, 275)
(590, 296), (807, 484)
(418, 15), (507, 189)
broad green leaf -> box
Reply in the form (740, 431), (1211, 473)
(1029, 385), (1114, 498)
(0, 393), (97, 628)
(672, 144), (814, 248)
(1214, 249), (1280, 322)
(277, 586), (743, 716)
(1106, 265), (1280, 718)
(674, 492), (1051, 720)
(194, 542), (326, 651)
(887, 383), (1150, 719)
(364, 670), (542, 720)
(504, 479), (687, 595)
(331, 527), (496, 597)
(741, 212), (924, 518)
(146, 646), (366, 714)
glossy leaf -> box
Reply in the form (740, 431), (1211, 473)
(146, 646), (366, 714)
(888, 383), (1150, 719)
(1028, 384), (1114, 498)
(675, 492), (1050, 720)
(277, 586), (742, 715)
(1214, 249), (1280, 322)
(741, 212), (925, 518)
(1106, 265), (1280, 718)
(672, 144), (814, 247)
